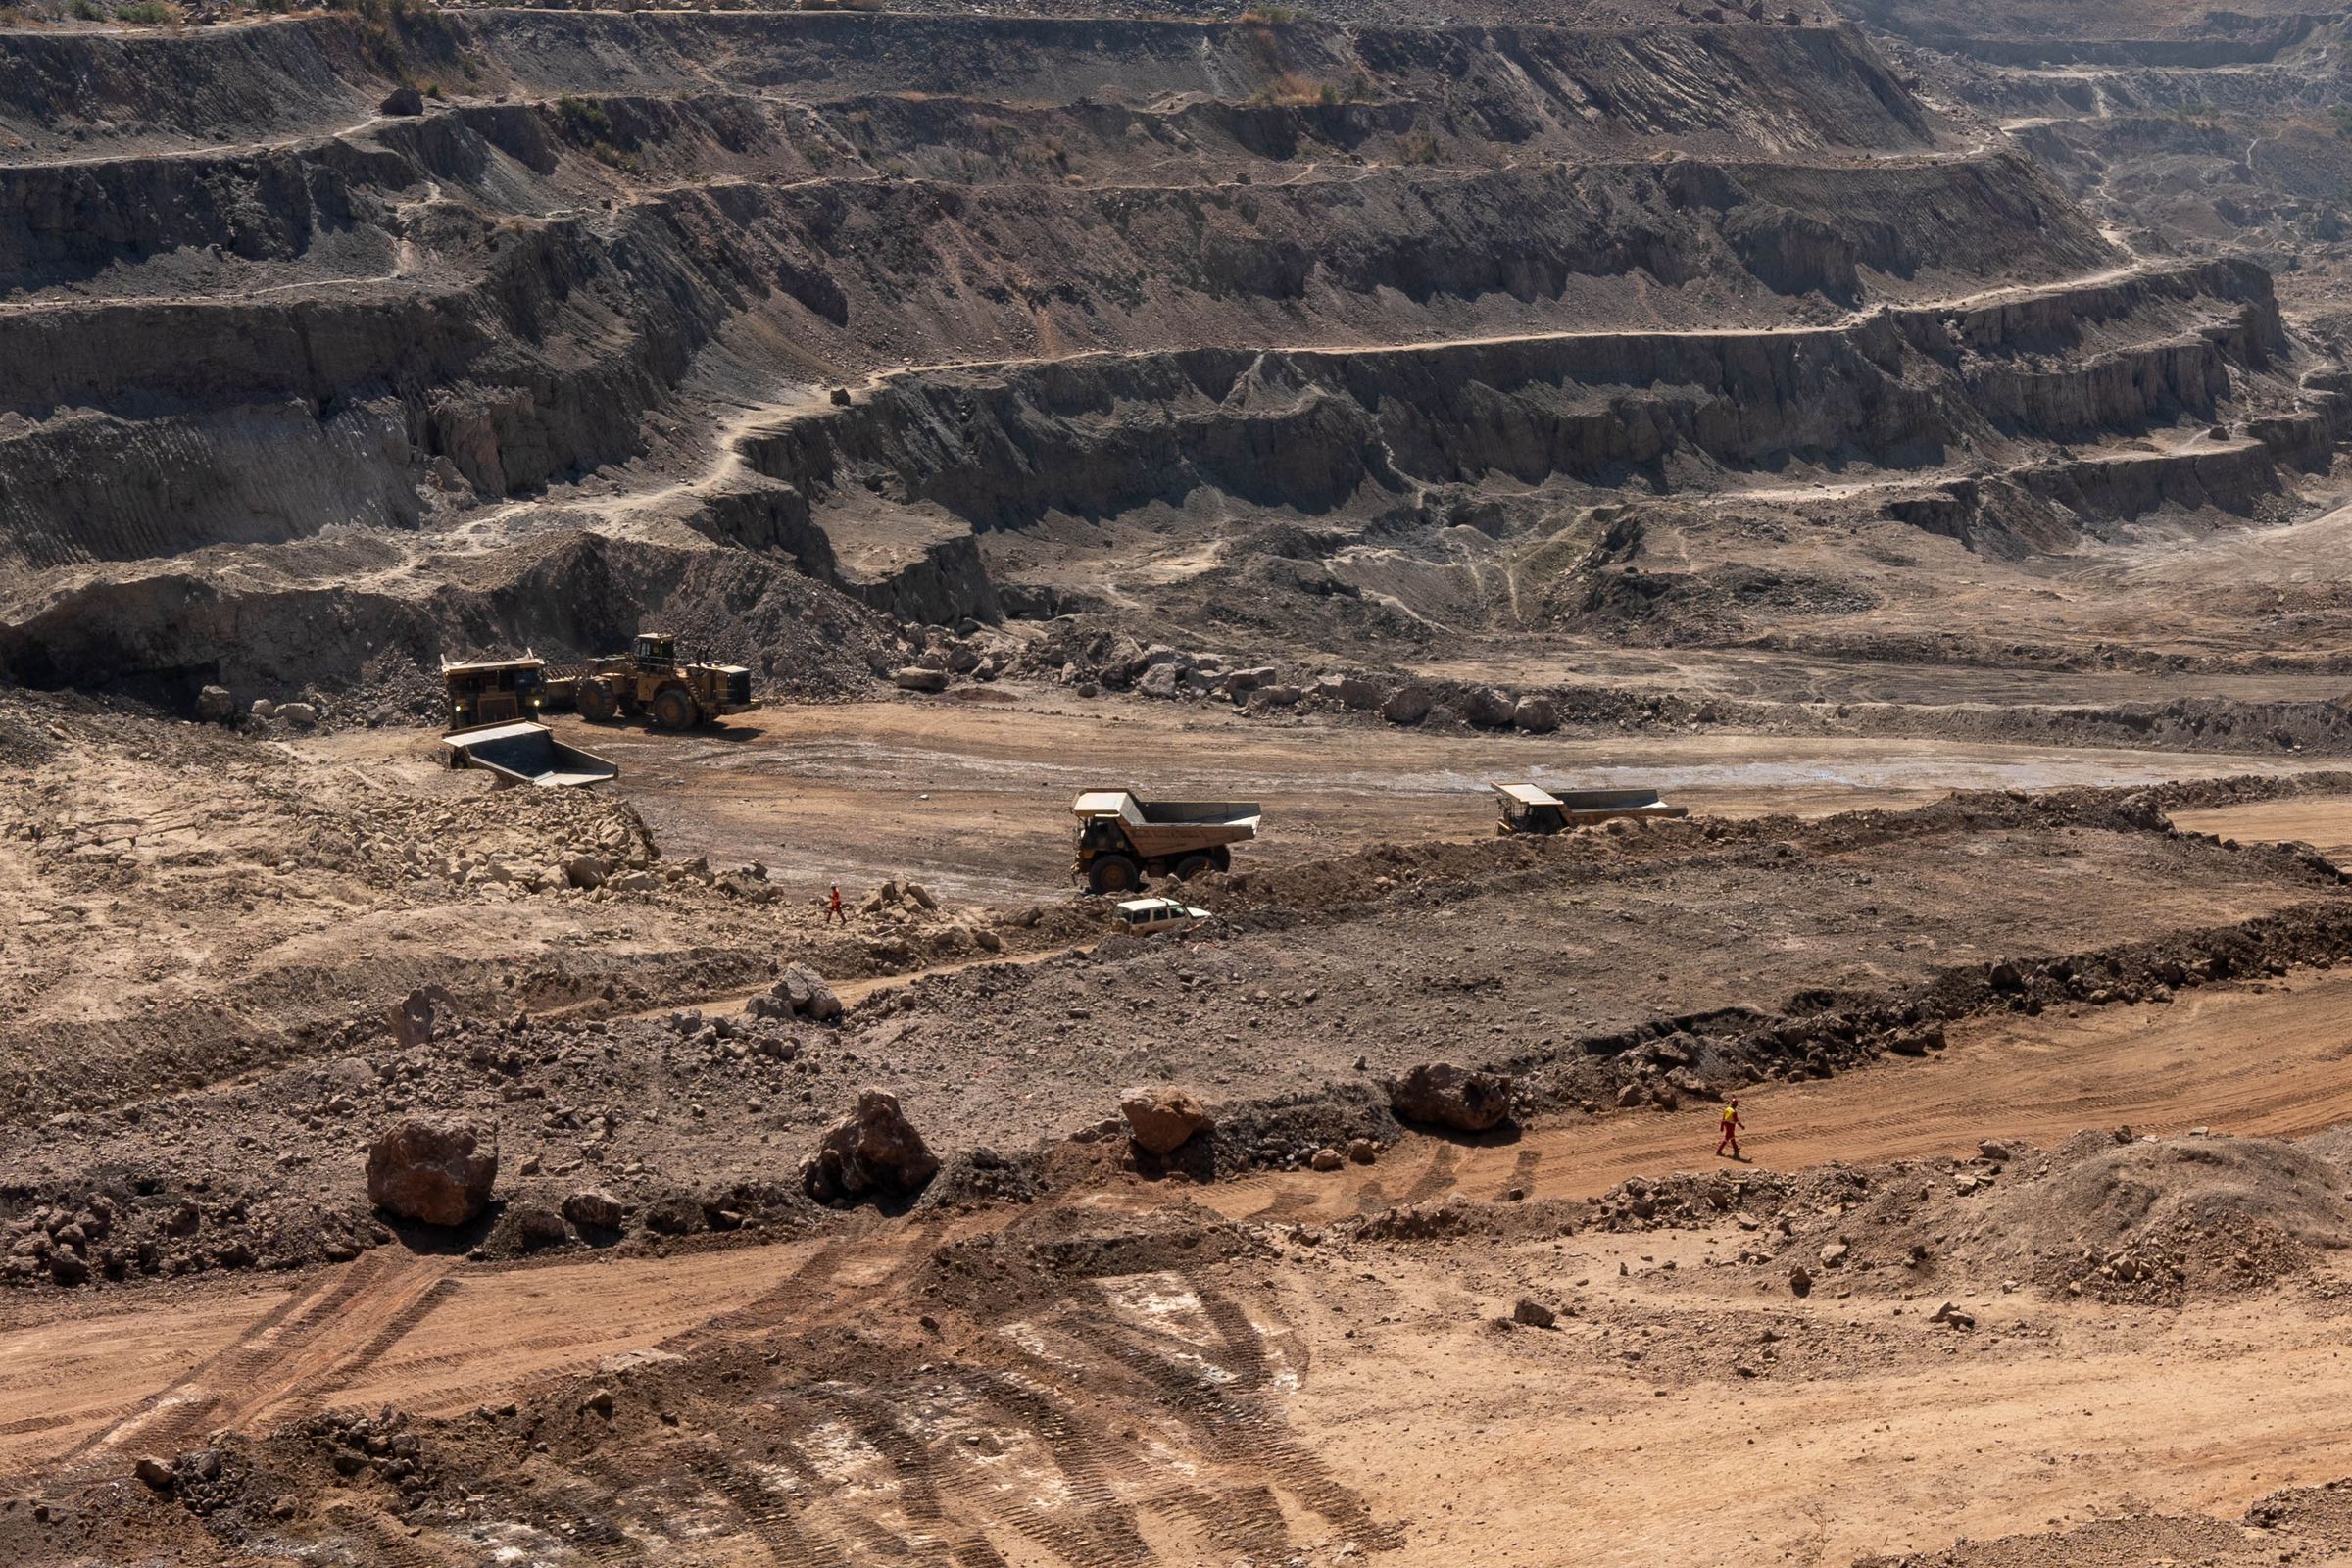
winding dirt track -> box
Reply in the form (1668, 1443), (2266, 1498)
(6, 967), (2352, 1499)
(1168, 967), (2352, 1226)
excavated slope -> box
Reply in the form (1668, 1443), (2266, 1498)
(0, 7), (2337, 697)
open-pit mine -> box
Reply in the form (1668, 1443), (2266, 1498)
(6, 0), (2352, 1563)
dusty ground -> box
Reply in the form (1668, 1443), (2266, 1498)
(7, 672), (2352, 1562)
(9, 971), (2352, 1563)
(8, 0), (2352, 1562)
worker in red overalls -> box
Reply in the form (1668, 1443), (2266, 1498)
(824, 885), (848, 926)
(1716, 1100), (1744, 1160)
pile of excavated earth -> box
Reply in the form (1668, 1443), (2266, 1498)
(10, 0), (2352, 1562)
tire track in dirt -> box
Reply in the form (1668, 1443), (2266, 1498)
(957, 1366), (1156, 1568)
(684, 1444), (861, 1568)
(5, 1250), (451, 1495)
(1053, 1301), (1400, 1551)
(1396, 1142), (1459, 1204)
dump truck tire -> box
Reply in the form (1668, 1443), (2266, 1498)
(577, 680), (618, 722)
(1174, 854), (1212, 881)
(1087, 855), (1141, 896)
(652, 687), (698, 731)
(1209, 845), (1232, 873)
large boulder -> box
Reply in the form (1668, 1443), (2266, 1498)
(1389, 1062), (1513, 1133)
(1119, 1086), (1214, 1154)
(774, 963), (844, 1022)
(802, 1089), (939, 1203)
(1381, 686), (1435, 726)
(1461, 687), (1518, 729)
(1312, 673), (1383, 710)
(894, 666), (950, 693)
(563, 1189), (627, 1230)
(379, 84), (425, 116)
(194, 685), (235, 723)
(1512, 695), (1560, 733)
(366, 1120), (498, 1226)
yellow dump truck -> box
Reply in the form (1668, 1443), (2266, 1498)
(1072, 790), (1260, 895)
(441, 656), (552, 730)
(1492, 781), (1687, 834)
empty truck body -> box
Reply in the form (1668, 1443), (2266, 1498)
(1072, 791), (1260, 894)
(1493, 782), (1687, 834)
(441, 721), (619, 789)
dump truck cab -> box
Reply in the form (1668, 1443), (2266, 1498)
(1494, 782), (1569, 835)
(575, 629), (754, 731)
(1072, 790), (1260, 895)
(441, 657), (550, 733)
(1492, 781), (1690, 834)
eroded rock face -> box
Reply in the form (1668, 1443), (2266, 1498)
(802, 1089), (939, 1204)
(1119, 1086), (1214, 1154)
(366, 1120), (497, 1226)
(1389, 1061), (1513, 1132)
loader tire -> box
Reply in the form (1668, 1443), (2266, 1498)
(577, 680), (618, 722)
(1087, 855), (1141, 896)
(652, 686), (698, 731)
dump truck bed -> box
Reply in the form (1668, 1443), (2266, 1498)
(442, 722), (618, 789)
(1493, 782), (1687, 825)
(1550, 787), (1686, 820)
(1073, 791), (1261, 856)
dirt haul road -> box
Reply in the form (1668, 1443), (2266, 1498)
(305, 699), (2345, 906)
(9, 967), (2352, 1519)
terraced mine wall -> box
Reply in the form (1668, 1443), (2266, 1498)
(0, 9), (2339, 692)
(722, 259), (2316, 618)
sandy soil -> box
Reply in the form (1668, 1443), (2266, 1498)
(10, 967), (2352, 1550)
(2173, 796), (2352, 859)
(301, 697), (2350, 905)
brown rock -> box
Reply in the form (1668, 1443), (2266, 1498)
(775, 964), (844, 1022)
(366, 1119), (497, 1226)
(390, 984), (457, 1050)
(1119, 1086), (1214, 1154)
(563, 1190), (627, 1230)
(1310, 1147), (1345, 1172)
(509, 1203), (568, 1250)
(801, 1089), (940, 1203)
(1511, 1297), (1557, 1329)
(1390, 1061), (1513, 1132)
